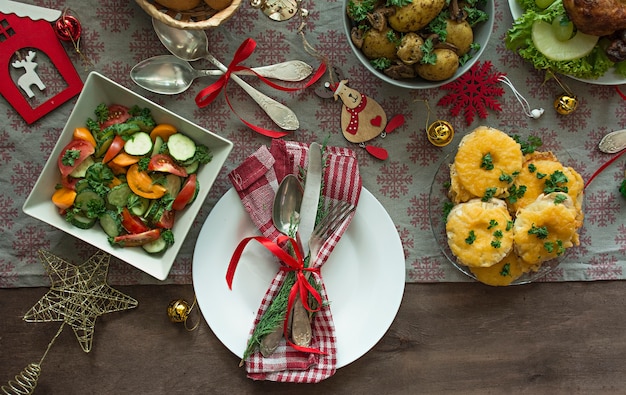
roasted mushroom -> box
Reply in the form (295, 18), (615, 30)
(396, 32), (425, 65)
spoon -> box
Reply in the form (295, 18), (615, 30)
(131, 55), (314, 95)
(272, 174), (303, 238)
(599, 129), (626, 153)
(259, 174), (304, 357)
(152, 18), (299, 130)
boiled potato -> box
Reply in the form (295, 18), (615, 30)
(416, 48), (459, 81)
(397, 32), (424, 65)
(445, 19), (474, 55)
(156, 0), (201, 10)
(388, 0), (446, 33)
(362, 27), (399, 60)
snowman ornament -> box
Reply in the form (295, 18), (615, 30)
(329, 79), (404, 160)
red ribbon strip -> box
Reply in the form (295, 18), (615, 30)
(226, 235), (325, 355)
(195, 38), (327, 138)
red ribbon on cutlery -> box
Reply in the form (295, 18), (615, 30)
(195, 38), (327, 138)
(226, 234), (325, 355)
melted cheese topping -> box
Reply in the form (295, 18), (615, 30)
(452, 126), (523, 199)
(446, 198), (514, 268)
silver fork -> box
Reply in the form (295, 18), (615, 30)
(307, 200), (357, 264)
(290, 200), (357, 347)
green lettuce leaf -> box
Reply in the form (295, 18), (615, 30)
(505, 0), (619, 79)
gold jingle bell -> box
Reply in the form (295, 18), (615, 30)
(554, 94), (578, 115)
(167, 299), (191, 323)
(427, 120), (454, 147)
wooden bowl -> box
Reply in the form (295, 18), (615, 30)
(135, 0), (242, 30)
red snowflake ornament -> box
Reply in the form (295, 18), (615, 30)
(437, 61), (505, 126)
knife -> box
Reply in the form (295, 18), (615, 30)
(298, 142), (322, 258)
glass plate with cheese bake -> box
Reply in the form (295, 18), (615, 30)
(429, 126), (585, 286)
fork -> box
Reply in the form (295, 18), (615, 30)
(307, 200), (357, 265)
(291, 200), (357, 347)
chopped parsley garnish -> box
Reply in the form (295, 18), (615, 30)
(536, 172), (547, 179)
(506, 220), (514, 231)
(482, 187), (497, 201)
(512, 135), (542, 155)
(488, 219), (498, 229)
(507, 184), (527, 204)
(500, 263), (511, 277)
(465, 230), (476, 245)
(553, 194), (567, 204)
(491, 240), (501, 248)
(528, 163), (537, 173)
(544, 240), (565, 255)
(481, 153), (494, 170)
(499, 172), (513, 183)
(528, 224), (549, 239)
(493, 230), (503, 239)
(62, 149), (81, 166)
(544, 170), (569, 194)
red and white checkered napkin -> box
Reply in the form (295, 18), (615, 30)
(228, 139), (362, 383)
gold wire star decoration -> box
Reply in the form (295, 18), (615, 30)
(23, 250), (138, 353)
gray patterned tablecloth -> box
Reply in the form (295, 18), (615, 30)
(1, 0), (625, 287)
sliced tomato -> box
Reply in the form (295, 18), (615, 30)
(127, 164), (168, 199)
(61, 175), (79, 190)
(102, 135), (126, 164)
(100, 104), (130, 130)
(148, 154), (188, 177)
(154, 209), (175, 229)
(57, 140), (95, 178)
(172, 174), (197, 211)
(121, 207), (150, 234)
(113, 229), (161, 247)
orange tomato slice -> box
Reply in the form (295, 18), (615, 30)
(127, 164), (168, 199)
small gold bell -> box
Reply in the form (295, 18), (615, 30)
(167, 299), (191, 323)
(427, 120), (454, 147)
(554, 94), (578, 115)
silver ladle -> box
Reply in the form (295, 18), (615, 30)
(131, 55), (314, 95)
(152, 18), (299, 130)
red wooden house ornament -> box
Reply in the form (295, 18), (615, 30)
(0, 0), (83, 124)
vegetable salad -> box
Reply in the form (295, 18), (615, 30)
(52, 103), (212, 254)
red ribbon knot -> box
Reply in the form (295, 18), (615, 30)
(194, 38), (327, 139)
(226, 235), (325, 355)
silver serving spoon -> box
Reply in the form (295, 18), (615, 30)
(131, 55), (314, 95)
(599, 129), (626, 153)
(259, 174), (306, 357)
(152, 18), (299, 130)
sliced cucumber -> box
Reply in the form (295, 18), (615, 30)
(129, 195), (150, 216)
(99, 210), (122, 237)
(183, 161), (199, 174)
(164, 174), (182, 198)
(95, 133), (114, 158)
(107, 183), (132, 208)
(69, 156), (95, 178)
(74, 189), (104, 213)
(74, 179), (90, 193)
(142, 236), (168, 254)
(68, 212), (97, 229)
(151, 136), (164, 157)
(168, 133), (196, 162)
(124, 132), (153, 156)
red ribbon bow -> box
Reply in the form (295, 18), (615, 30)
(195, 38), (327, 139)
(226, 235), (325, 355)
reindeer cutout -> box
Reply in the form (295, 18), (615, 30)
(12, 50), (46, 98)
(329, 79), (404, 160)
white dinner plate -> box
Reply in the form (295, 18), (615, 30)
(508, 0), (626, 85)
(192, 187), (405, 368)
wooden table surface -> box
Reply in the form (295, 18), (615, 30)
(2, 281), (625, 394)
